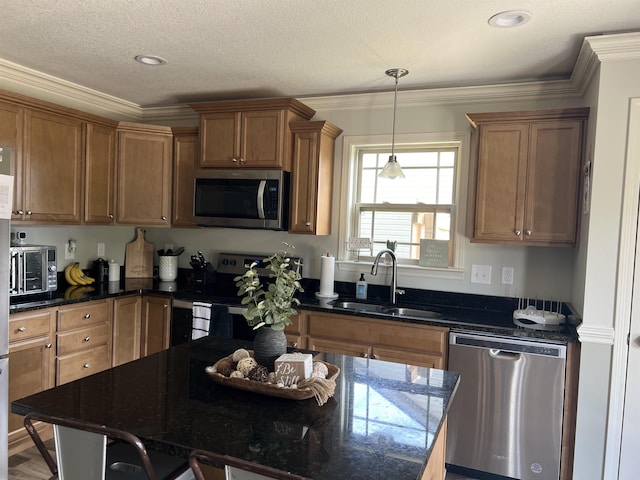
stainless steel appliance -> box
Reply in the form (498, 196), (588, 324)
(193, 169), (289, 230)
(9, 245), (57, 297)
(1, 147), (12, 478)
(446, 331), (567, 480)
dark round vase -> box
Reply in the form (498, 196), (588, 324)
(253, 326), (287, 371)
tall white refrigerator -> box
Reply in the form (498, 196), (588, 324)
(0, 147), (12, 478)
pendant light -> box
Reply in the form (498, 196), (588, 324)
(378, 68), (409, 179)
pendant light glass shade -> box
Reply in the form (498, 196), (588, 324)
(379, 68), (409, 179)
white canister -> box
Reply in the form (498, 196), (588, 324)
(159, 256), (178, 282)
(108, 259), (120, 282)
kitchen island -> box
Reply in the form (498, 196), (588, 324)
(12, 336), (460, 480)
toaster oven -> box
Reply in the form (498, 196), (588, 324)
(10, 245), (57, 297)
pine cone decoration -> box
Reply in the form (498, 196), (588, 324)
(247, 365), (269, 382)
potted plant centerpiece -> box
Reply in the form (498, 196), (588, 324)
(235, 243), (304, 370)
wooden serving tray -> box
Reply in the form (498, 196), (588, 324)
(205, 353), (339, 405)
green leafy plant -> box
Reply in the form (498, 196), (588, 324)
(234, 243), (304, 331)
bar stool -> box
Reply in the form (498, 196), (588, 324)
(24, 411), (193, 480)
(189, 449), (311, 480)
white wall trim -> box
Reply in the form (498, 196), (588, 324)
(576, 324), (616, 345)
(603, 97), (640, 479)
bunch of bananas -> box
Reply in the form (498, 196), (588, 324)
(64, 284), (95, 300)
(64, 262), (96, 286)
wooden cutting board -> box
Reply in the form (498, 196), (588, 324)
(125, 227), (154, 278)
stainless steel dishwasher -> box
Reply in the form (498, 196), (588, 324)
(446, 331), (567, 480)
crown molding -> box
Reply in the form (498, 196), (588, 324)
(0, 58), (143, 121)
(577, 323), (615, 345)
(1, 31), (639, 123)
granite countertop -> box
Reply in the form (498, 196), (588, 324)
(9, 270), (580, 343)
(12, 337), (460, 480)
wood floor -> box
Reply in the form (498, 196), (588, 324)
(8, 440), (55, 480)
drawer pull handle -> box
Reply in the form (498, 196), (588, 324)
(291, 342), (298, 348)
(83, 363), (90, 369)
(18, 326), (26, 332)
(84, 314), (91, 319)
(84, 336), (91, 342)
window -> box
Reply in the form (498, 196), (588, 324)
(339, 132), (469, 275)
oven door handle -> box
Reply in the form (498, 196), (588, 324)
(227, 305), (245, 315)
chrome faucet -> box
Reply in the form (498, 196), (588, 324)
(371, 249), (405, 304)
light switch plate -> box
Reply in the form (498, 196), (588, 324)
(471, 264), (492, 284)
(97, 243), (105, 257)
(64, 242), (75, 260)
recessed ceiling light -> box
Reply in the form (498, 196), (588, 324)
(488, 10), (532, 28)
(134, 55), (167, 66)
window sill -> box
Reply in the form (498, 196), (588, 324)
(336, 260), (464, 281)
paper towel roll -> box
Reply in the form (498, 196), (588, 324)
(317, 254), (338, 298)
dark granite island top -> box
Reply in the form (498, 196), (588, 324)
(12, 337), (460, 480)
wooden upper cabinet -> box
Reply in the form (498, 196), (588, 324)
(0, 101), (25, 221)
(468, 108), (589, 246)
(289, 121), (342, 235)
(171, 127), (198, 227)
(22, 108), (84, 223)
(190, 98), (316, 170)
(116, 122), (173, 226)
(85, 122), (117, 224)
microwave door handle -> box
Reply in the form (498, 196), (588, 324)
(10, 252), (17, 295)
(257, 180), (266, 219)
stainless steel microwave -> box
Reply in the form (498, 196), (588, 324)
(10, 245), (57, 297)
(193, 169), (290, 230)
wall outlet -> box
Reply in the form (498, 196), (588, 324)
(502, 267), (514, 285)
(64, 242), (75, 260)
(471, 264), (492, 284)
(97, 242), (105, 257)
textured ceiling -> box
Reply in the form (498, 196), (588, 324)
(1, 0), (639, 107)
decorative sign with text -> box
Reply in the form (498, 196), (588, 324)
(275, 353), (313, 386)
(419, 239), (449, 268)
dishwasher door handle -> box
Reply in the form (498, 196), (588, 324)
(489, 348), (521, 360)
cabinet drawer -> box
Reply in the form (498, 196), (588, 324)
(306, 312), (448, 355)
(9, 310), (53, 344)
(56, 323), (111, 356)
(57, 301), (110, 331)
(56, 344), (111, 385)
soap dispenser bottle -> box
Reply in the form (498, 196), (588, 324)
(356, 273), (368, 299)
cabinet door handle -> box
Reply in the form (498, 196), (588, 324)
(84, 314), (91, 319)
(305, 222), (311, 226)
(525, 229), (532, 236)
(372, 353), (379, 359)
(84, 336), (91, 342)
(17, 326), (26, 332)
(109, 214), (114, 219)
(239, 157), (246, 164)
(45, 343), (52, 349)
(161, 216), (167, 221)
(362, 353), (369, 358)
(15, 210), (24, 215)
(291, 342), (298, 348)
(83, 363), (90, 369)
(232, 158), (238, 163)
(26, 211), (32, 215)
(514, 229), (521, 236)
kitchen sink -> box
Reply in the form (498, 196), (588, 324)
(383, 307), (442, 319)
(328, 300), (442, 319)
(328, 301), (386, 312)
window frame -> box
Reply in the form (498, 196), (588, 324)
(337, 132), (470, 280)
